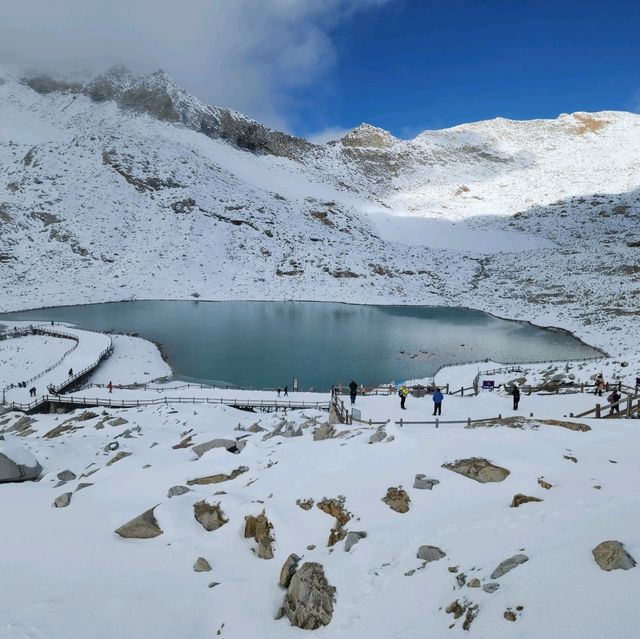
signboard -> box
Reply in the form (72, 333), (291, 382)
(482, 380), (495, 390)
(351, 408), (361, 422)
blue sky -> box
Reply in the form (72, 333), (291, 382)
(295, 0), (640, 140)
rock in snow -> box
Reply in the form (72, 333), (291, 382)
(382, 486), (410, 513)
(53, 492), (72, 508)
(167, 485), (191, 498)
(592, 541), (636, 571)
(491, 553), (529, 579)
(194, 501), (228, 531)
(277, 562), (336, 629)
(416, 545), (446, 562)
(193, 557), (212, 572)
(442, 457), (510, 483)
(279, 553), (301, 588)
(344, 531), (367, 552)
(413, 474), (440, 490)
(0, 441), (42, 483)
(115, 506), (163, 539)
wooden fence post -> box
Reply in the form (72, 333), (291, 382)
(435, 418), (439, 429)
(461, 387), (464, 396)
(398, 418), (403, 428)
(595, 403), (601, 418)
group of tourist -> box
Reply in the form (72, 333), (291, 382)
(349, 381), (444, 416)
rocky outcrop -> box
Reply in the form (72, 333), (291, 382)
(277, 562), (336, 630)
(382, 486), (410, 513)
(194, 501), (228, 531)
(442, 458), (510, 483)
(57, 469), (76, 482)
(0, 441), (42, 483)
(592, 540), (636, 571)
(491, 553), (529, 579)
(469, 416), (591, 432)
(187, 466), (248, 485)
(115, 506), (163, 539)
(244, 511), (275, 559)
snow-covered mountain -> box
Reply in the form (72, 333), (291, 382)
(1, 65), (639, 354)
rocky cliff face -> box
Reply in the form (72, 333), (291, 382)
(25, 65), (313, 159)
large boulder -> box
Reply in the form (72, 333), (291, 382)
(442, 458), (510, 483)
(277, 562), (336, 629)
(0, 441), (42, 483)
(592, 541), (636, 571)
(115, 506), (163, 539)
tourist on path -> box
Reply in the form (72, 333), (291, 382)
(512, 385), (520, 410)
(68, 368), (73, 377)
(107, 381), (113, 393)
(594, 374), (605, 396)
(284, 385), (288, 396)
(29, 386), (36, 397)
(349, 381), (358, 405)
(277, 388), (281, 397)
(608, 389), (622, 414)
(399, 385), (410, 410)
(432, 387), (444, 416)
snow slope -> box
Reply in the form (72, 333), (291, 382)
(1, 397), (639, 639)
(1, 66), (639, 367)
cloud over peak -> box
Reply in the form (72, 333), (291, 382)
(0, 0), (391, 130)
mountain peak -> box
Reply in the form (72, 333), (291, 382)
(341, 123), (397, 149)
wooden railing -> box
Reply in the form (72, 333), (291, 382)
(6, 394), (330, 412)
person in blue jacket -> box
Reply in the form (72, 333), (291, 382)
(432, 387), (444, 416)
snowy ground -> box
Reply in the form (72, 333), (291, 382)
(1, 394), (639, 639)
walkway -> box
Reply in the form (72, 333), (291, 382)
(1, 323), (112, 410)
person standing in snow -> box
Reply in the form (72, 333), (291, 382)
(349, 380), (358, 405)
(512, 384), (520, 410)
(608, 389), (621, 414)
(284, 385), (288, 396)
(399, 385), (410, 410)
(107, 381), (113, 393)
(594, 374), (605, 396)
(68, 368), (73, 377)
(277, 388), (281, 397)
(432, 387), (444, 416)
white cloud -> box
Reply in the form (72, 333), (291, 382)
(0, 0), (392, 129)
(306, 126), (353, 144)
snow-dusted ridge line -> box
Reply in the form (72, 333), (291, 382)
(1, 67), (639, 384)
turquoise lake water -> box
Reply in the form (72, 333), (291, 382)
(0, 301), (601, 390)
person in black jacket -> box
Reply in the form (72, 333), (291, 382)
(512, 385), (520, 410)
(349, 380), (358, 405)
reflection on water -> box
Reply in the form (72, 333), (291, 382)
(0, 301), (601, 390)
